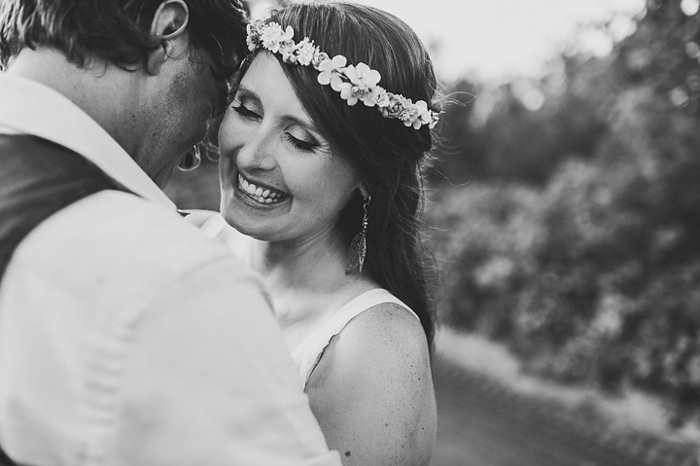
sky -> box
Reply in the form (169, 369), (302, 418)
(248, 0), (648, 84)
(350, 0), (647, 83)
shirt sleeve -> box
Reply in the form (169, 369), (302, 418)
(103, 256), (341, 466)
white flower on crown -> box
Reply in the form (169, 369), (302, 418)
(317, 55), (348, 91)
(339, 63), (381, 107)
(380, 94), (407, 119)
(294, 38), (318, 66)
(375, 88), (390, 108)
(259, 22), (294, 53)
(246, 21), (262, 51)
(246, 21), (441, 131)
(414, 100), (434, 129)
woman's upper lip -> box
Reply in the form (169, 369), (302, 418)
(237, 171), (286, 194)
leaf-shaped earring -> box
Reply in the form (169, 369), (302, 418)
(346, 195), (371, 275)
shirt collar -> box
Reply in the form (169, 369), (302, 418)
(0, 73), (176, 210)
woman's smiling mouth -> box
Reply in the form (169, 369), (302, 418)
(237, 174), (288, 204)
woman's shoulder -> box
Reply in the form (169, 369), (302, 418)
(307, 295), (436, 465)
(314, 287), (429, 369)
(341, 298), (430, 366)
(313, 288), (433, 397)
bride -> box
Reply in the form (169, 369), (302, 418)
(191, 2), (441, 464)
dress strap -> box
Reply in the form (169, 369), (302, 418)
(290, 288), (419, 388)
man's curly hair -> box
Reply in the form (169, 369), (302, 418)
(0, 0), (248, 77)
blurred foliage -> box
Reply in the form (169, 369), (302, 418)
(427, 0), (700, 427)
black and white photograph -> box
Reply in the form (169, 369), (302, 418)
(1, 0), (699, 465)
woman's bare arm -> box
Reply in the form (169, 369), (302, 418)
(306, 303), (437, 466)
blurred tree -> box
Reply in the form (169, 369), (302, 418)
(429, 0), (700, 427)
(432, 56), (610, 186)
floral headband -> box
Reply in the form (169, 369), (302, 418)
(246, 20), (440, 130)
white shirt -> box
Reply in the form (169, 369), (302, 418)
(0, 74), (340, 466)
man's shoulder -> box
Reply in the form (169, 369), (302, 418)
(23, 189), (253, 284)
(72, 191), (220, 246)
(7, 188), (269, 316)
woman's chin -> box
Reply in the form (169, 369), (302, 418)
(220, 189), (291, 241)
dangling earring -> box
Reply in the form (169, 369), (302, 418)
(178, 145), (202, 171)
(346, 195), (371, 275)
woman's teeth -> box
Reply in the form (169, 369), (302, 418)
(238, 174), (286, 204)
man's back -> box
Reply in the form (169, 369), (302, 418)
(0, 135), (338, 465)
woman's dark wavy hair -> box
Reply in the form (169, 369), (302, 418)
(0, 0), (248, 76)
(245, 2), (440, 348)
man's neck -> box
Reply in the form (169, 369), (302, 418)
(6, 47), (144, 162)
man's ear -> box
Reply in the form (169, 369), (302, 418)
(146, 0), (190, 75)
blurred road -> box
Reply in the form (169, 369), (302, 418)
(430, 358), (696, 466)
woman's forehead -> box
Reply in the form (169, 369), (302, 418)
(240, 53), (313, 126)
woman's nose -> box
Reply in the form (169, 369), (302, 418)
(235, 128), (277, 172)
(219, 116), (277, 172)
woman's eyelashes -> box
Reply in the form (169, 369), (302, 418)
(231, 100), (261, 120)
(230, 96), (322, 153)
(284, 132), (318, 152)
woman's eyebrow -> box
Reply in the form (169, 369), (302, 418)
(237, 84), (322, 137)
(281, 113), (319, 132)
(234, 85), (259, 103)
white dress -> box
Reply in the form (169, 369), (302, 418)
(290, 288), (420, 388)
(199, 214), (421, 388)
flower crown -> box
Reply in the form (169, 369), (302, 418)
(246, 20), (440, 130)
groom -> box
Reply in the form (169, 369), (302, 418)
(0, 0), (340, 464)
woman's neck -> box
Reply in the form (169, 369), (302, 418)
(247, 229), (375, 328)
(251, 229), (349, 294)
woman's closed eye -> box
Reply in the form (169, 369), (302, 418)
(231, 100), (261, 121)
(285, 132), (319, 152)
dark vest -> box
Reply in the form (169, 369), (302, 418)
(0, 134), (125, 282)
(0, 134), (125, 465)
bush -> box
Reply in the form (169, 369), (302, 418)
(428, 85), (700, 425)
